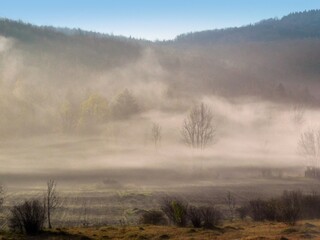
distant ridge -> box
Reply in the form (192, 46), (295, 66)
(1, 10), (320, 44)
(0, 18), (147, 44)
(174, 10), (320, 44)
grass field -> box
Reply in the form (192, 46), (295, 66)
(1, 220), (320, 239)
(2, 176), (320, 228)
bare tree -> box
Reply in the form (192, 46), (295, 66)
(151, 122), (161, 148)
(225, 191), (236, 221)
(0, 184), (4, 209)
(79, 199), (89, 227)
(46, 179), (59, 229)
(0, 184), (4, 228)
(298, 128), (320, 168)
(292, 104), (305, 125)
(181, 102), (216, 149)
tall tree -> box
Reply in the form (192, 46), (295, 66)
(298, 128), (320, 168)
(46, 179), (59, 229)
(151, 122), (162, 148)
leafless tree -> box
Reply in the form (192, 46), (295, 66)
(151, 122), (161, 148)
(181, 102), (216, 149)
(0, 184), (4, 209)
(0, 184), (4, 228)
(80, 199), (89, 227)
(292, 104), (305, 125)
(298, 128), (320, 168)
(45, 179), (59, 229)
(225, 191), (236, 221)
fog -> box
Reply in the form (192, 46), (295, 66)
(0, 27), (319, 194)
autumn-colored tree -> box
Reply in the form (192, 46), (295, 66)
(78, 93), (109, 130)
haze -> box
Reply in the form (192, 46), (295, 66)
(1, 5), (320, 229)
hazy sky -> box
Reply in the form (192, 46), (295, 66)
(1, 0), (320, 40)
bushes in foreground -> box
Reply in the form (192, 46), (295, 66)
(9, 199), (46, 235)
(188, 206), (222, 228)
(160, 197), (189, 227)
(159, 197), (222, 229)
(240, 191), (302, 225)
(139, 210), (167, 225)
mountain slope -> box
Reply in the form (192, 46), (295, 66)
(175, 10), (320, 44)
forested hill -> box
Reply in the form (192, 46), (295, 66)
(174, 10), (320, 44)
(0, 18), (144, 72)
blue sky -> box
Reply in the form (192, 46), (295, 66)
(0, 0), (320, 40)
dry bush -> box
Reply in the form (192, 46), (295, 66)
(9, 199), (46, 235)
(236, 205), (250, 220)
(139, 210), (167, 225)
(263, 199), (282, 222)
(301, 191), (320, 219)
(280, 191), (302, 225)
(199, 206), (222, 229)
(248, 198), (280, 221)
(160, 197), (188, 227)
(247, 190), (302, 225)
(248, 199), (268, 221)
(188, 206), (202, 228)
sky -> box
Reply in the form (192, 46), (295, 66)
(0, 0), (320, 40)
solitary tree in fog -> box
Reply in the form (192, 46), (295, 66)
(151, 122), (162, 148)
(292, 104), (305, 125)
(181, 102), (216, 149)
(298, 128), (320, 168)
(46, 179), (59, 229)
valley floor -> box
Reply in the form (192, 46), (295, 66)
(2, 220), (320, 240)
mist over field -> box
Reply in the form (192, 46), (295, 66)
(2, 10), (320, 230)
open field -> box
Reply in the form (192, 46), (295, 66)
(2, 220), (320, 239)
(2, 175), (320, 228)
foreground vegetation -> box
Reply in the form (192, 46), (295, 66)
(1, 220), (320, 239)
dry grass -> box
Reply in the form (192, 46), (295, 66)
(1, 220), (320, 239)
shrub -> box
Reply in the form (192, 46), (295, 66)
(300, 191), (320, 219)
(236, 205), (250, 220)
(247, 190), (302, 225)
(9, 199), (46, 235)
(280, 191), (302, 225)
(139, 210), (167, 225)
(161, 197), (188, 227)
(248, 199), (267, 221)
(188, 206), (202, 228)
(199, 206), (222, 229)
(263, 199), (281, 221)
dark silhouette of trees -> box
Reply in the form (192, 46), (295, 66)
(9, 199), (46, 235)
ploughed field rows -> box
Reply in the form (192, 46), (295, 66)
(2, 190), (162, 227)
(2, 178), (320, 228)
